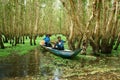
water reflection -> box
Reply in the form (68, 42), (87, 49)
(0, 48), (62, 80)
(0, 48), (120, 80)
(0, 49), (40, 79)
(54, 68), (62, 80)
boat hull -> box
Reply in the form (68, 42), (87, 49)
(40, 45), (82, 58)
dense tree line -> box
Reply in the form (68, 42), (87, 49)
(0, 0), (63, 47)
(60, 0), (120, 55)
(0, 0), (120, 55)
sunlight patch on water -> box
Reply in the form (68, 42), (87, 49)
(54, 68), (62, 80)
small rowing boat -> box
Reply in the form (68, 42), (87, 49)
(40, 45), (82, 58)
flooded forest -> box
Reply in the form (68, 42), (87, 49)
(0, 0), (120, 80)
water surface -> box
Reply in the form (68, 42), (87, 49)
(0, 48), (120, 80)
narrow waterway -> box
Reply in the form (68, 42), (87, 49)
(0, 48), (63, 80)
(0, 48), (120, 80)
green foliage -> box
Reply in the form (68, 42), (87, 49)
(118, 15), (120, 19)
(39, 47), (120, 79)
(1, 34), (120, 57)
(0, 37), (41, 57)
(0, 34), (67, 57)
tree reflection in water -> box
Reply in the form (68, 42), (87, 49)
(0, 48), (120, 80)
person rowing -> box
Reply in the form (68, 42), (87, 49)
(53, 36), (65, 50)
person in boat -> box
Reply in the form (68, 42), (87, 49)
(43, 34), (52, 47)
(53, 36), (65, 50)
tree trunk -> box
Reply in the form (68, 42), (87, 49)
(10, 36), (14, 45)
(89, 38), (99, 55)
(101, 38), (113, 53)
(101, 45), (112, 53)
(10, 40), (12, 44)
(0, 34), (5, 49)
(76, 37), (82, 49)
(68, 19), (75, 50)
(114, 33), (120, 50)
(29, 36), (32, 45)
(23, 36), (25, 44)
(15, 37), (19, 46)
(12, 38), (15, 46)
(33, 35), (37, 45)
(68, 39), (75, 50)
(89, 0), (101, 55)
(81, 40), (87, 55)
(4, 35), (8, 43)
(101, 0), (118, 54)
(26, 36), (27, 39)
(114, 38), (120, 50)
(20, 37), (22, 44)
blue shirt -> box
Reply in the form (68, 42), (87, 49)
(43, 36), (50, 43)
(57, 40), (65, 48)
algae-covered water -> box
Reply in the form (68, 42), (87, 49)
(0, 48), (120, 80)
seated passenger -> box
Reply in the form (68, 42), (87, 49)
(54, 36), (65, 50)
(43, 34), (52, 47)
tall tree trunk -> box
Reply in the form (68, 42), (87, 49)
(89, 0), (101, 55)
(114, 33), (120, 50)
(23, 36), (25, 44)
(4, 35), (8, 43)
(101, 0), (118, 53)
(76, 37), (83, 49)
(11, 37), (15, 46)
(15, 36), (19, 46)
(29, 36), (32, 45)
(0, 34), (4, 49)
(33, 35), (37, 45)
(68, 19), (75, 50)
(114, 39), (120, 50)
(89, 37), (100, 55)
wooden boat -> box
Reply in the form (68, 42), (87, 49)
(40, 45), (82, 58)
